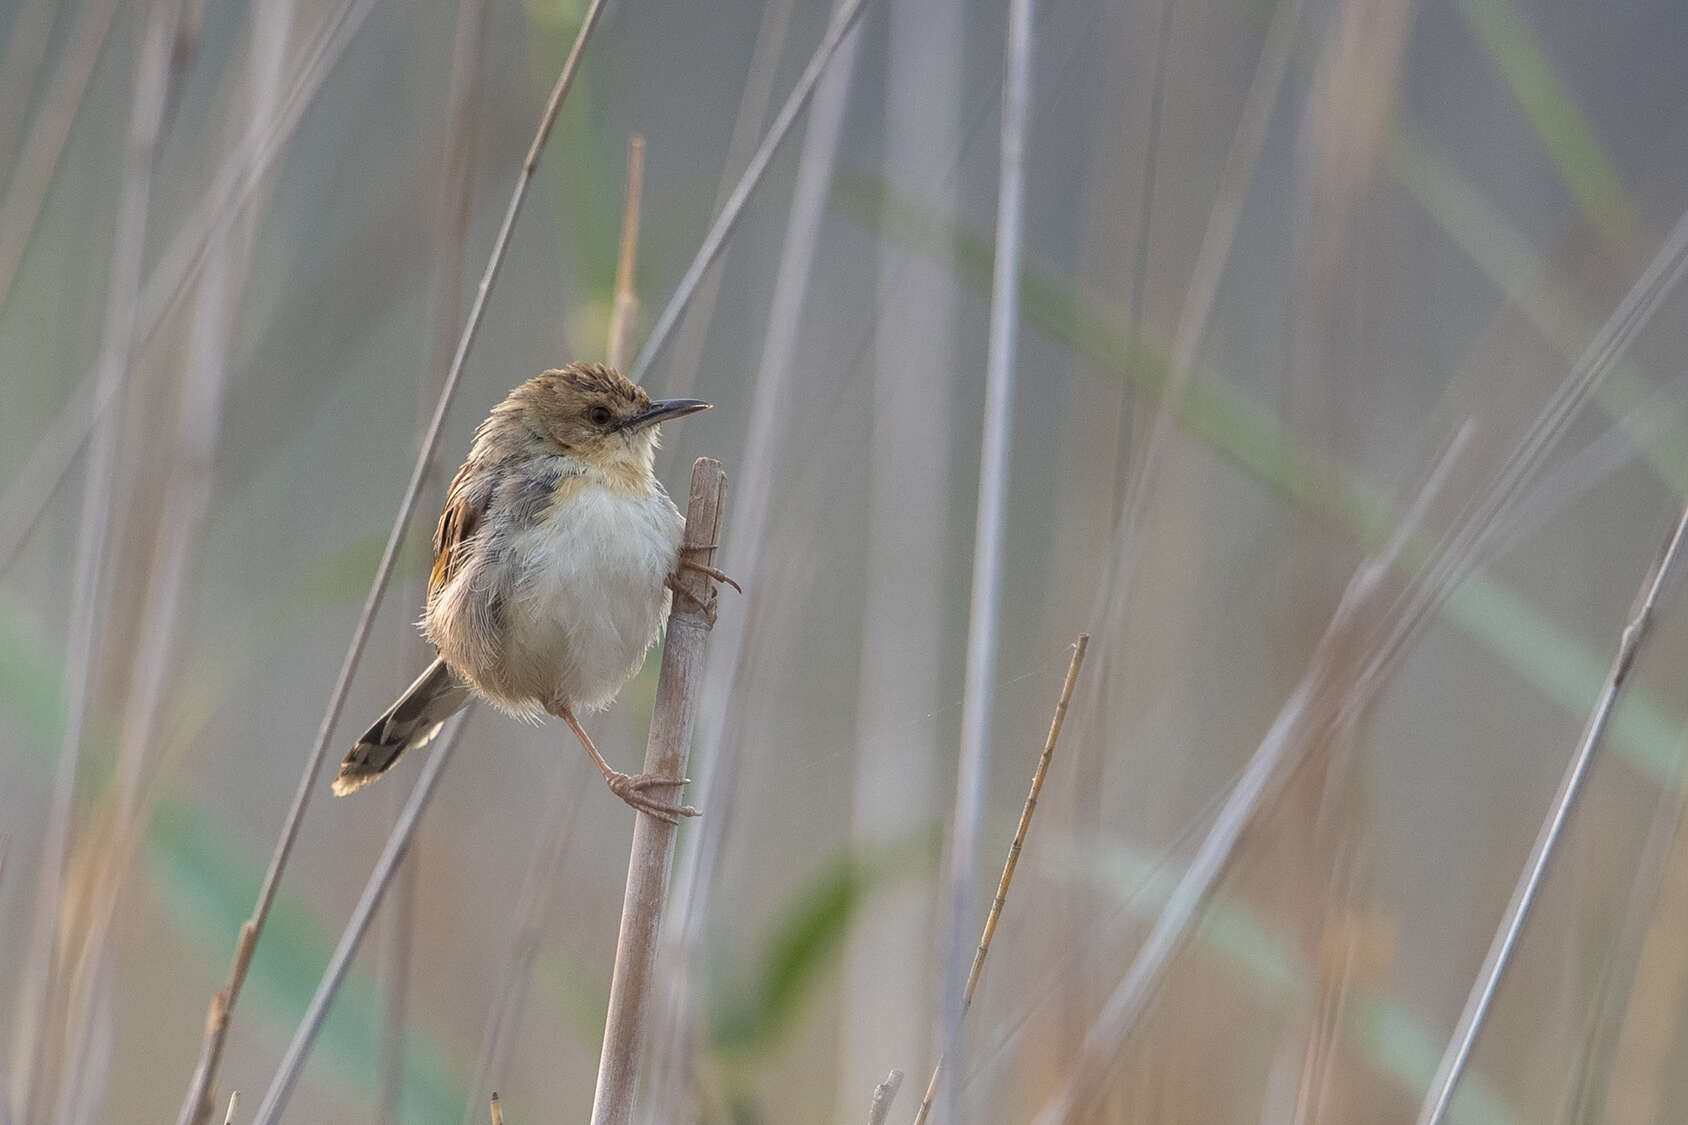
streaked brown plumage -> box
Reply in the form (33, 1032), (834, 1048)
(334, 363), (730, 821)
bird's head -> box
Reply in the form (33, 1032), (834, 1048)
(506, 363), (711, 478)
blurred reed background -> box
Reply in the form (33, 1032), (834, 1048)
(5, 0), (1688, 1121)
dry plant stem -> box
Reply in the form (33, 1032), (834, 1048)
(644, 11), (864, 1110)
(1415, 501), (1688, 1125)
(172, 7), (608, 1121)
(589, 459), (727, 1125)
(222, 1092), (238, 1125)
(938, 0), (1033, 1116)
(608, 135), (645, 370)
(489, 1093), (504, 1125)
(11, 2), (171, 1116)
(0, 0), (122, 316)
(248, 713), (468, 1124)
(0, 0), (383, 576)
(1030, 430), (1470, 1125)
(627, 0), (877, 383)
(916, 634), (1087, 1125)
(869, 1071), (905, 1125)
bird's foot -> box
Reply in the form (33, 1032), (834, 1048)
(604, 769), (699, 824)
(677, 555), (742, 593)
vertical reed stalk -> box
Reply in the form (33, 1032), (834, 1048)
(608, 135), (644, 371)
(837, 0), (961, 1108)
(590, 458), (727, 1125)
(937, 0), (1033, 1117)
(643, 7), (868, 1107)
(1415, 499), (1688, 1125)
(915, 635), (1088, 1125)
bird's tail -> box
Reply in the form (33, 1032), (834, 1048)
(333, 657), (471, 795)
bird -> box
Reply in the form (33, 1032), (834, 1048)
(332, 362), (735, 821)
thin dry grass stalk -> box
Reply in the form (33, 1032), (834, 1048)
(608, 134), (645, 370)
(489, 1092), (504, 1125)
(868, 1070), (904, 1125)
(915, 634), (1088, 1125)
(589, 458), (728, 1125)
(221, 1092), (237, 1125)
(938, 0), (1033, 1114)
(248, 712), (469, 1124)
(171, 6), (608, 1120)
(1415, 500), (1688, 1125)
(644, 11), (867, 1109)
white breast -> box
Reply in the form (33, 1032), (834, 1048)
(500, 484), (683, 712)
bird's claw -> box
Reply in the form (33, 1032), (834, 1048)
(679, 556), (742, 593)
(605, 770), (699, 824)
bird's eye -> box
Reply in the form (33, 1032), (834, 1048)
(588, 405), (614, 426)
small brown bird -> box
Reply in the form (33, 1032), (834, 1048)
(333, 363), (733, 820)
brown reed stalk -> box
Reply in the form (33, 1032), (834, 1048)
(914, 634), (1088, 1125)
(171, 5), (608, 1121)
(608, 135), (645, 370)
(589, 459), (728, 1125)
(489, 1092), (504, 1125)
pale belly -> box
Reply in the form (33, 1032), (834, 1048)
(490, 487), (682, 713)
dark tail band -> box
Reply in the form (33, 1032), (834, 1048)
(333, 657), (471, 795)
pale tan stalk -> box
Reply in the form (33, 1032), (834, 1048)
(589, 459), (727, 1125)
(914, 635), (1088, 1125)
(607, 135), (645, 371)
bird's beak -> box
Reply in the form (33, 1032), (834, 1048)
(620, 398), (712, 431)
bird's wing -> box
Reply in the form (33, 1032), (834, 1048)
(430, 458), (486, 598)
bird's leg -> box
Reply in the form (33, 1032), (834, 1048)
(551, 702), (698, 824)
